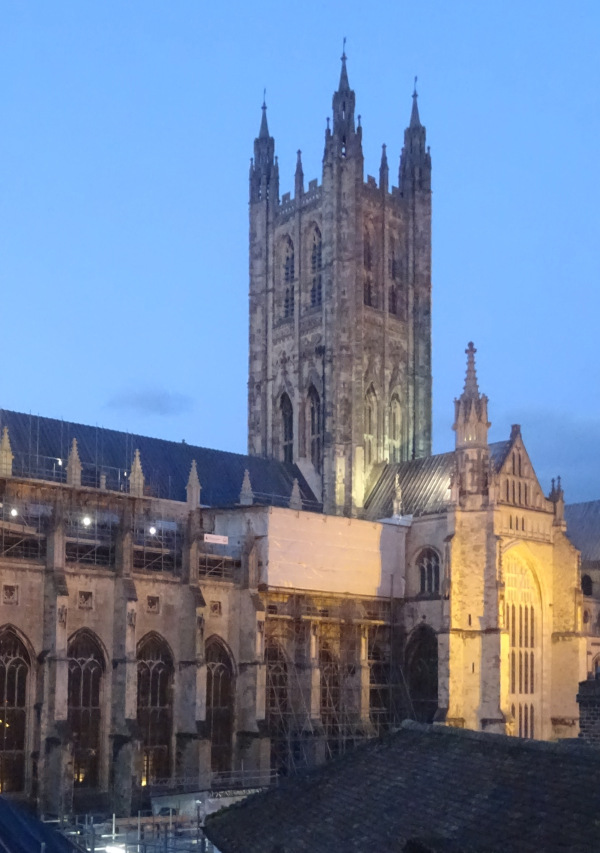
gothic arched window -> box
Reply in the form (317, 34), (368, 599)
(364, 387), (377, 467)
(405, 625), (438, 723)
(137, 634), (174, 786)
(281, 393), (294, 464)
(283, 238), (295, 283)
(418, 548), (440, 596)
(582, 574), (593, 597)
(505, 552), (540, 739)
(389, 395), (402, 463)
(308, 386), (322, 472)
(68, 631), (104, 788)
(310, 228), (322, 307)
(0, 628), (30, 793)
(389, 285), (398, 316)
(363, 232), (373, 272)
(206, 639), (235, 772)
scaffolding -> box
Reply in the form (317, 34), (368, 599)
(264, 592), (404, 775)
(0, 500), (49, 561)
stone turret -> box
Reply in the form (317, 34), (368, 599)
(66, 438), (82, 487)
(0, 427), (13, 477)
(129, 449), (144, 498)
(187, 459), (202, 507)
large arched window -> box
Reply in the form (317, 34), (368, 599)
(405, 625), (438, 723)
(310, 227), (322, 307)
(68, 631), (104, 788)
(364, 386), (377, 467)
(137, 634), (174, 785)
(265, 642), (289, 774)
(206, 639), (234, 773)
(418, 549), (440, 596)
(582, 574), (593, 597)
(281, 393), (294, 464)
(505, 552), (540, 739)
(389, 395), (402, 463)
(308, 386), (322, 472)
(0, 628), (30, 793)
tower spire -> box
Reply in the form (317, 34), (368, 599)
(453, 342), (490, 450)
(330, 41), (359, 157)
(259, 90), (269, 138)
(338, 37), (350, 91)
(463, 341), (480, 399)
(250, 92), (278, 204)
(410, 76), (421, 128)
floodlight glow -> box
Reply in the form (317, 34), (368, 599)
(82, 516), (92, 527)
(10, 508), (17, 518)
(149, 526), (157, 536)
(57, 458), (62, 466)
(106, 846), (125, 853)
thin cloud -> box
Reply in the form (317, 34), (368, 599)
(105, 388), (194, 417)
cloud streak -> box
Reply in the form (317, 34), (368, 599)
(105, 388), (194, 417)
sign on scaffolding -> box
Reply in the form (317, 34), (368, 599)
(203, 534), (229, 545)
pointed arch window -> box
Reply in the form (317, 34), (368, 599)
(389, 285), (398, 316)
(281, 393), (294, 464)
(308, 386), (322, 472)
(68, 631), (104, 788)
(364, 387), (377, 467)
(310, 228), (322, 307)
(0, 628), (30, 793)
(505, 553), (540, 739)
(283, 238), (295, 283)
(363, 233), (373, 272)
(389, 395), (402, 463)
(206, 640), (234, 772)
(137, 634), (174, 786)
(405, 625), (438, 723)
(418, 548), (440, 596)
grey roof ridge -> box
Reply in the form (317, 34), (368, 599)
(0, 406), (261, 464)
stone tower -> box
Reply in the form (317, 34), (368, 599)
(248, 54), (432, 515)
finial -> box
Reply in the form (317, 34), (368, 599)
(463, 341), (479, 397)
(338, 39), (350, 90)
(357, 114), (361, 127)
(262, 88), (266, 108)
(342, 36), (347, 61)
(410, 77), (422, 128)
(259, 92), (269, 138)
(326, 117), (330, 131)
(413, 75), (418, 97)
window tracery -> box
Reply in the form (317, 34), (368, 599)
(0, 629), (30, 793)
(418, 548), (440, 596)
(68, 631), (104, 788)
(137, 634), (173, 786)
(206, 640), (234, 772)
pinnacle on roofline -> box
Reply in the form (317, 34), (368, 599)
(410, 76), (422, 128)
(259, 90), (270, 139)
(462, 341), (480, 399)
(338, 37), (350, 91)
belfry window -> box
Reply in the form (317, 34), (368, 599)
(284, 238), (295, 283)
(281, 394), (294, 464)
(364, 387), (377, 466)
(308, 386), (322, 472)
(310, 228), (322, 307)
(137, 634), (174, 786)
(0, 628), (30, 793)
(206, 640), (234, 772)
(418, 548), (440, 596)
(68, 631), (104, 788)
(389, 395), (402, 463)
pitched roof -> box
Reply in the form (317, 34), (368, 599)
(204, 721), (600, 853)
(364, 441), (512, 519)
(0, 409), (319, 511)
(565, 500), (600, 562)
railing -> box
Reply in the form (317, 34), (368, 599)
(198, 554), (240, 581)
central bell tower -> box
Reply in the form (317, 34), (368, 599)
(248, 54), (432, 516)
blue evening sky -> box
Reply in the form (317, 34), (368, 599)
(1, 2), (599, 500)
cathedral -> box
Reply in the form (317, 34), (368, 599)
(0, 54), (589, 818)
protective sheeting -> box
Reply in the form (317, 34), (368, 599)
(265, 508), (407, 597)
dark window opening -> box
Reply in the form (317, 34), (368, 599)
(137, 634), (173, 786)
(68, 632), (104, 789)
(284, 239), (295, 283)
(265, 643), (289, 775)
(284, 285), (295, 319)
(0, 629), (30, 793)
(281, 394), (294, 464)
(308, 386), (322, 473)
(418, 548), (440, 596)
(206, 641), (234, 773)
(405, 625), (438, 723)
(582, 574), (593, 597)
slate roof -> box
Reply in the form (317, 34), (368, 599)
(0, 797), (78, 853)
(565, 500), (600, 563)
(204, 720), (600, 853)
(364, 440), (512, 519)
(0, 409), (319, 511)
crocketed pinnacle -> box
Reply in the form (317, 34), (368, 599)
(259, 94), (269, 139)
(410, 77), (421, 128)
(338, 41), (350, 91)
(462, 341), (480, 399)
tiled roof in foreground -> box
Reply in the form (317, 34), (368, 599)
(205, 721), (600, 853)
(365, 440), (512, 519)
(0, 409), (319, 511)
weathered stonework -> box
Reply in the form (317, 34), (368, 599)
(248, 57), (432, 515)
